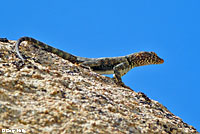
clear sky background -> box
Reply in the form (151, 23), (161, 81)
(1, 0), (199, 131)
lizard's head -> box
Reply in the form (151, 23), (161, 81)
(131, 51), (164, 66)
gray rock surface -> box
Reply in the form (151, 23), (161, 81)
(0, 40), (199, 134)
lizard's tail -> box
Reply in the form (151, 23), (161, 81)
(15, 37), (78, 63)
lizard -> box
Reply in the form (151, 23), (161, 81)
(15, 36), (164, 88)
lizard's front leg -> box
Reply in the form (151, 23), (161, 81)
(113, 62), (131, 88)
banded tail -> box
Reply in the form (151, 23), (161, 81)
(15, 37), (78, 63)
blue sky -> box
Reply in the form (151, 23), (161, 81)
(1, 0), (200, 131)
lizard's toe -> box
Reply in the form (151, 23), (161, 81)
(115, 81), (132, 90)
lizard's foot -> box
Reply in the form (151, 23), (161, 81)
(122, 84), (132, 90)
(118, 82), (132, 90)
(113, 78), (132, 90)
(79, 64), (91, 71)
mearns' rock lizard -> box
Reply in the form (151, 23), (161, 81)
(15, 37), (164, 88)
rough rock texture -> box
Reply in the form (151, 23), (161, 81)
(0, 40), (199, 134)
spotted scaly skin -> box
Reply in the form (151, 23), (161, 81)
(15, 37), (164, 88)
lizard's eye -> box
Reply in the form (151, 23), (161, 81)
(151, 52), (157, 56)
